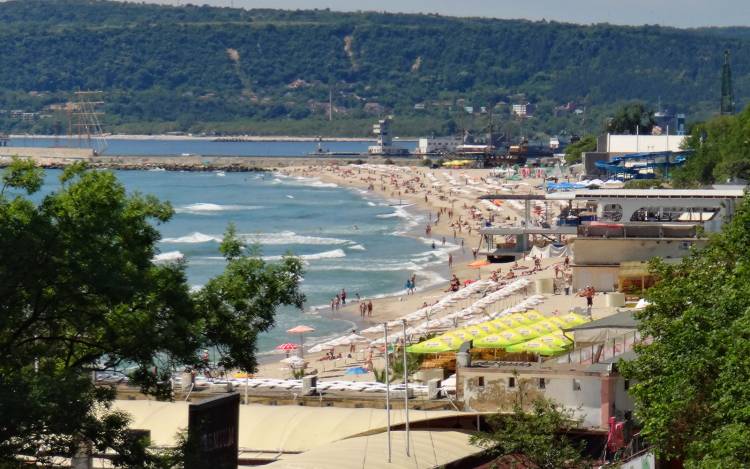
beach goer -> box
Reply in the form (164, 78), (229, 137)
(330, 297), (335, 311)
(580, 285), (595, 315)
(554, 264), (561, 278)
(405, 278), (413, 294)
(431, 241), (436, 250)
(448, 253), (453, 269)
(564, 276), (572, 296)
(341, 288), (347, 305)
(442, 236), (446, 246)
(411, 274), (416, 291)
(472, 248), (478, 260)
(367, 300), (373, 317)
(564, 255), (570, 269)
(356, 292), (361, 302)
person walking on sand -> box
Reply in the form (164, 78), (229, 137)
(411, 274), (416, 291)
(448, 253), (453, 269)
(341, 288), (347, 305)
(579, 285), (595, 315)
(367, 300), (373, 317)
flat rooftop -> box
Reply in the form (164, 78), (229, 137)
(546, 189), (745, 200)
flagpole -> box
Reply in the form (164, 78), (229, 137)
(402, 319), (410, 457)
(384, 322), (392, 463)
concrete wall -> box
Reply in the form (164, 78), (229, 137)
(458, 367), (607, 428)
(572, 265), (620, 292)
(0, 146), (94, 159)
(573, 238), (705, 265)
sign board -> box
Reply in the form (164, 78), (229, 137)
(186, 393), (240, 469)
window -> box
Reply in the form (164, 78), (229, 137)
(624, 379), (630, 391)
(508, 377), (516, 389)
(538, 378), (546, 389)
(477, 376), (485, 387)
(572, 379), (582, 391)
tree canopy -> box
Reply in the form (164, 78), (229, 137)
(673, 104), (750, 186)
(471, 397), (590, 469)
(620, 194), (750, 468)
(0, 0), (746, 136)
(606, 102), (657, 134)
(564, 135), (597, 165)
(0, 159), (304, 465)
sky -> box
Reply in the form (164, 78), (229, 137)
(144, 0), (750, 28)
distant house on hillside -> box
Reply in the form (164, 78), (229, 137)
(512, 103), (534, 118)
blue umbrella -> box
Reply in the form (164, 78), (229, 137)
(345, 366), (368, 375)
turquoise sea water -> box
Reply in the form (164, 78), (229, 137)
(33, 169), (454, 353)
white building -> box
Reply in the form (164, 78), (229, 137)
(416, 136), (462, 155)
(598, 133), (687, 154)
(512, 103), (533, 117)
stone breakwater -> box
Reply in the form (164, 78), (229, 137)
(0, 154), (410, 171)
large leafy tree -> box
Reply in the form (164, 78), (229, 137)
(620, 193), (750, 468)
(674, 105), (750, 186)
(470, 397), (589, 468)
(564, 135), (597, 165)
(607, 102), (656, 134)
(0, 159), (304, 465)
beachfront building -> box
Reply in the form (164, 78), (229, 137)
(478, 189), (744, 289)
(549, 189), (744, 291)
(457, 309), (640, 430)
(415, 136), (463, 156)
(582, 133), (689, 178)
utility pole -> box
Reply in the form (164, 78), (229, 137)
(402, 319), (410, 457)
(383, 323), (392, 463)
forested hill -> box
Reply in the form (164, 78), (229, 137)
(1, 0), (748, 136)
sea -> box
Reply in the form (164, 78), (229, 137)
(29, 164), (456, 355)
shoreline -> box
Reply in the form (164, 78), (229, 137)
(8, 134), (418, 142)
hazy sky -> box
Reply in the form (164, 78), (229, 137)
(144, 0), (750, 28)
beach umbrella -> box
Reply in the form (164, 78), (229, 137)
(473, 330), (526, 348)
(556, 312), (590, 327)
(281, 356), (307, 367)
(345, 366), (369, 375)
(505, 339), (565, 356)
(275, 343), (299, 351)
(407, 336), (461, 353)
(287, 325), (315, 357)
(521, 310), (544, 322)
(308, 343), (334, 354)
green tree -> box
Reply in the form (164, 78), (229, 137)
(607, 102), (656, 134)
(0, 160), (304, 465)
(674, 106), (750, 186)
(620, 194), (750, 468)
(470, 397), (589, 468)
(564, 135), (596, 165)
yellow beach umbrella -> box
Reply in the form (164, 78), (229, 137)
(557, 312), (590, 327)
(477, 322), (501, 334)
(473, 329), (526, 348)
(407, 335), (463, 353)
(521, 310), (544, 322)
(491, 317), (520, 329)
(508, 313), (536, 325)
(513, 326), (544, 341)
(534, 319), (562, 334)
(505, 340), (561, 355)
(536, 331), (572, 348)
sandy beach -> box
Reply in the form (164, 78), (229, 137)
(251, 163), (614, 381)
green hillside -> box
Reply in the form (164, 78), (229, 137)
(0, 0), (747, 136)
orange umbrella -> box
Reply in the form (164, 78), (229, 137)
(287, 325), (315, 357)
